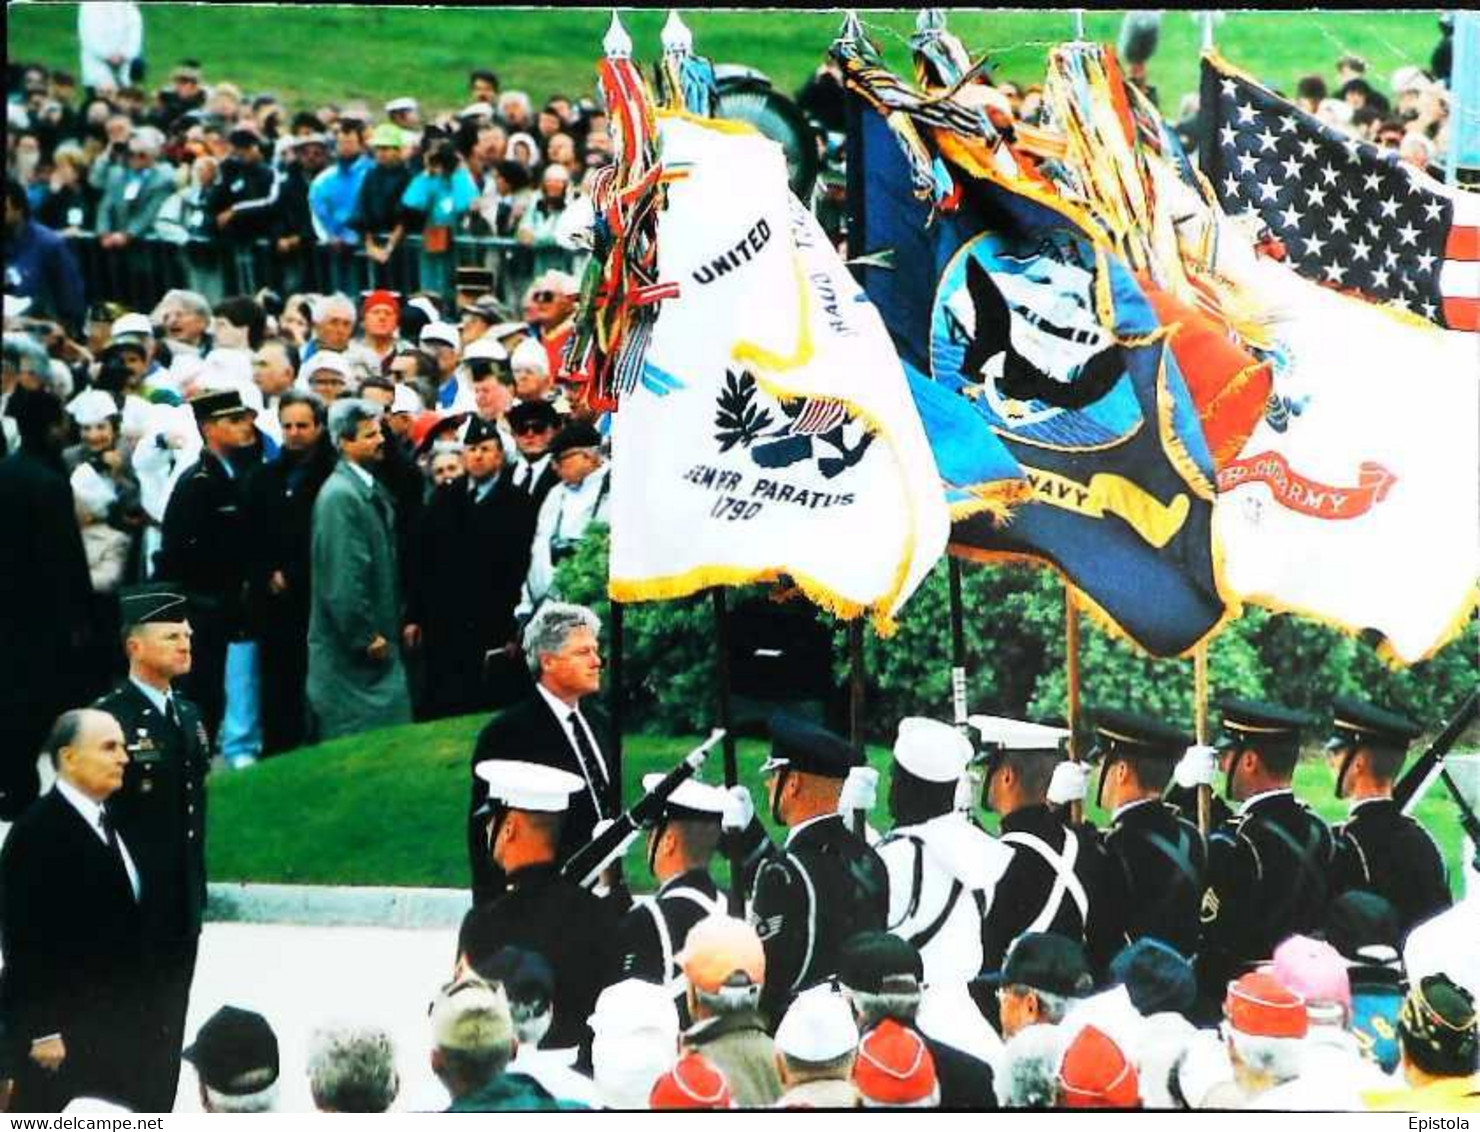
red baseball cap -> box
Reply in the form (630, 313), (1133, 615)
(363, 289), (401, 319)
(1058, 1025), (1140, 1109)
(853, 1020), (938, 1109)
(648, 1052), (734, 1110)
(1225, 971), (1309, 1039)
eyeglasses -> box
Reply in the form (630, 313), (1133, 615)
(513, 420), (554, 435)
(530, 291), (557, 303)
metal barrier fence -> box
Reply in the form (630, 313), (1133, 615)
(65, 232), (584, 313)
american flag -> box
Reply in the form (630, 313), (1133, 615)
(1199, 55), (1480, 332)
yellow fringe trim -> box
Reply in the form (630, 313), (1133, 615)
(656, 107), (762, 138)
(1155, 346), (1218, 502)
(949, 478), (1035, 524)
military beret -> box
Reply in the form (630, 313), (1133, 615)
(462, 415), (503, 447)
(762, 712), (864, 779)
(548, 422), (603, 461)
(1327, 696), (1422, 750)
(1216, 698), (1317, 750)
(1091, 707), (1192, 761)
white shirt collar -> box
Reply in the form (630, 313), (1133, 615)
(343, 458), (375, 489)
(1238, 787), (1292, 814)
(536, 681), (579, 721)
(129, 675), (172, 716)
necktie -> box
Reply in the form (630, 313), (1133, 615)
(164, 694), (180, 728)
(517, 464), (530, 492)
(568, 711), (610, 812)
(98, 807), (136, 898)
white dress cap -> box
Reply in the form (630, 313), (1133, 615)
(968, 714), (1070, 752)
(775, 984), (860, 1063)
(893, 716), (973, 783)
(474, 759), (584, 813)
(640, 774), (728, 817)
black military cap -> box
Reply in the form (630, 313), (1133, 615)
(462, 415), (503, 447)
(1216, 698), (1317, 751)
(1327, 696), (1422, 751)
(473, 945), (555, 1012)
(1324, 890), (1402, 964)
(836, 931), (922, 993)
(506, 399), (561, 432)
(1089, 707), (1192, 762)
(190, 388), (256, 423)
(996, 932), (1093, 997)
(548, 422), (603, 460)
(183, 1006), (280, 1096)
(119, 583), (189, 628)
(762, 713), (865, 779)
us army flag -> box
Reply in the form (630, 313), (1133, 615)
(607, 113), (949, 631)
(1208, 216), (1480, 663)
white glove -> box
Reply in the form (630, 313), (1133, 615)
(721, 785), (755, 833)
(1046, 761), (1091, 806)
(1174, 744), (1220, 791)
(953, 768), (981, 812)
(838, 766), (880, 816)
(590, 818), (615, 841)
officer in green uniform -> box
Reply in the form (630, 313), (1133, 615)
(93, 584), (212, 1112)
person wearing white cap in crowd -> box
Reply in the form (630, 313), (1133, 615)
(587, 978), (682, 1109)
(876, 717), (1013, 992)
(385, 96), (420, 131)
(456, 760), (622, 1053)
(510, 335), (555, 405)
(130, 399), (202, 569)
(614, 776), (729, 1000)
(773, 984), (861, 1108)
(385, 380), (423, 441)
(105, 311), (169, 392)
(420, 321), (471, 412)
(297, 350), (355, 404)
(462, 337), (517, 457)
(65, 388), (138, 597)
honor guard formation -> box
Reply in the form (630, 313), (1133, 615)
(2, 9), (1478, 1117)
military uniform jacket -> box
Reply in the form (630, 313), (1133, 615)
(1095, 798), (1207, 966)
(94, 680), (210, 942)
(156, 451), (250, 632)
(457, 863), (621, 1051)
(736, 813), (889, 1022)
(1198, 789), (1335, 994)
(1331, 797), (1451, 936)
(876, 812), (1012, 987)
(981, 805), (1111, 976)
(614, 868), (727, 992)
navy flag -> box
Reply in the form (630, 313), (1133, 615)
(847, 90), (1228, 657)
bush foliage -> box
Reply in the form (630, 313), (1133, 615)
(558, 527), (1477, 743)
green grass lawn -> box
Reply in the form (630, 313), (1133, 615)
(208, 712), (1474, 896)
(10, 6), (1446, 125)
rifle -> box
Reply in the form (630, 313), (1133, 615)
(1393, 689), (1479, 813)
(561, 729), (726, 890)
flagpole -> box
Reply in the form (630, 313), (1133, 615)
(609, 599), (625, 807)
(1194, 643), (1212, 838)
(849, 619), (868, 837)
(710, 587), (746, 915)
(1201, 11), (1216, 52)
(1065, 584), (1084, 825)
(1073, 9), (1086, 42)
(949, 557), (969, 730)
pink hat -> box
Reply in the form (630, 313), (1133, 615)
(1265, 935), (1352, 1015)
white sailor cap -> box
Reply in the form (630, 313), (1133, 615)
(463, 336), (509, 363)
(419, 321), (461, 350)
(474, 759), (584, 813)
(774, 984), (859, 1064)
(66, 388), (120, 427)
(298, 350), (353, 383)
(641, 774), (727, 822)
(968, 714), (1070, 754)
(390, 382), (422, 415)
(893, 717), (973, 783)
(458, 101), (496, 121)
(385, 96), (419, 114)
(110, 311), (154, 342)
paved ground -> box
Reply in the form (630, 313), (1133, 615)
(176, 922), (458, 1113)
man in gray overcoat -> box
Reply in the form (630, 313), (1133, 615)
(306, 399), (412, 741)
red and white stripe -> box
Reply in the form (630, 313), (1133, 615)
(1418, 168), (1480, 332)
(791, 399), (849, 435)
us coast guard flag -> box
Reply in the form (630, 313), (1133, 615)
(608, 114), (949, 630)
(1207, 210), (1480, 663)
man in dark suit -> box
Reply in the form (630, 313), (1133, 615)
(0, 388), (95, 819)
(93, 585), (212, 1112)
(1, 709), (148, 1112)
(243, 390), (335, 755)
(505, 400), (561, 513)
(466, 601), (617, 905)
(407, 416), (534, 720)
(155, 388), (259, 744)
